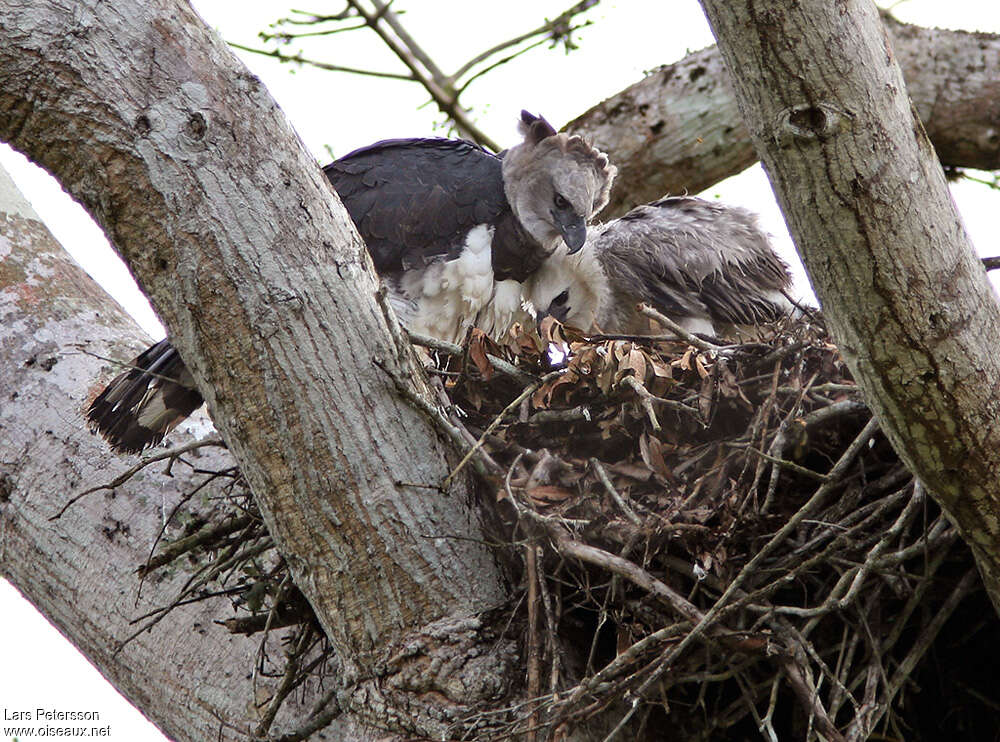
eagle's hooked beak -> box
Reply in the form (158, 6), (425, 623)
(556, 214), (587, 254)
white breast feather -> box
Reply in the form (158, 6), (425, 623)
(403, 224), (516, 344)
(476, 279), (528, 338)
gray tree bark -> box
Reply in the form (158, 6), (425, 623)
(0, 165), (378, 741)
(697, 0), (1000, 612)
(0, 0), (512, 737)
(568, 14), (1000, 216)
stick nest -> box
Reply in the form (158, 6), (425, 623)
(124, 315), (998, 741)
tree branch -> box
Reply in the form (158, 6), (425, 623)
(0, 164), (372, 741)
(697, 0), (1000, 612)
(0, 0), (512, 734)
(567, 14), (1000, 215)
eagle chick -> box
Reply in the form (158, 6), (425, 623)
(527, 196), (798, 337)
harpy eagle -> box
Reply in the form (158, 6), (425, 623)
(87, 112), (615, 453)
(324, 112), (614, 341)
(526, 196), (796, 336)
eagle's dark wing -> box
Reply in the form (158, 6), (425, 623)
(323, 138), (508, 273)
(86, 340), (201, 454)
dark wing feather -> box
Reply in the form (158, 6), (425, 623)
(323, 138), (508, 273)
(86, 339), (202, 453)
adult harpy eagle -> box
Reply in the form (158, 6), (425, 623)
(87, 112), (615, 453)
(324, 112), (614, 341)
(526, 196), (796, 336)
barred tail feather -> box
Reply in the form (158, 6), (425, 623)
(86, 339), (203, 454)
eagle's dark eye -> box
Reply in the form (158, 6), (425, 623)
(553, 193), (570, 210)
(553, 290), (569, 306)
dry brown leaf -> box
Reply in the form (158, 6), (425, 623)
(604, 461), (655, 482)
(503, 323), (543, 359)
(639, 432), (674, 481)
(532, 368), (586, 409)
(467, 329), (496, 380)
(617, 346), (647, 383)
(698, 373), (715, 419)
(675, 348), (695, 371)
(694, 353), (711, 379)
(527, 485), (575, 506)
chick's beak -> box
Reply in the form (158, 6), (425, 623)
(535, 302), (570, 325)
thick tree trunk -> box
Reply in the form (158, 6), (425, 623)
(568, 15), (1000, 215)
(0, 165), (378, 741)
(0, 0), (511, 736)
(697, 0), (1000, 612)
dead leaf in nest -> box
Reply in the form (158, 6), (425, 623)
(501, 323), (543, 361)
(698, 552), (715, 574)
(675, 348), (695, 372)
(698, 374), (715, 420)
(467, 329), (497, 380)
(604, 460), (654, 482)
(527, 485), (575, 506)
(539, 316), (589, 346)
(569, 345), (602, 378)
(650, 355), (674, 379)
(463, 383), (487, 412)
(532, 370), (579, 409)
(639, 433), (675, 482)
(615, 345), (648, 385)
(716, 360), (740, 398)
(685, 507), (714, 524)
(617, 624), (641, 656)
(694, 353), (711, 379)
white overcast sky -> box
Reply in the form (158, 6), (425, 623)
(2, 2), (999, 739)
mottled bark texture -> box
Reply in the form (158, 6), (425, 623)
(697, 0), (1000, 612)
(0, 0), (512, 736)
(568, 14), (1000, 216)
(0, 166), (378, 741)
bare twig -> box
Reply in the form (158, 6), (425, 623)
(450, 0), (598, 83)
(272, 686), (342, 742)
(847, 568), (979, 741)
(779, 656), (847, 742)
(526, 545), (541, 742)
(589, 457), (642, 525)
(51, 437), (226, 520)
(619, 374), (661, 430)
(226, 41), (413, 80)
(137, 514), (256, 577)
(406, 329), (539, 384)
(373, 357), (501, 480)
(253, 625), (316, 738)
(638, 303), (726, 352)
(343, 0), (499, 148)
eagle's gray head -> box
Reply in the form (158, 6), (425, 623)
(502, 111), (616, 255)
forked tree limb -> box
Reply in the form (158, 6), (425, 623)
(0, 0), (511, 736)
(0, 165), (373, 741)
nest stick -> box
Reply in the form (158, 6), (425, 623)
(637, 303), (726, 352)
(589, 457), (642, 525)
